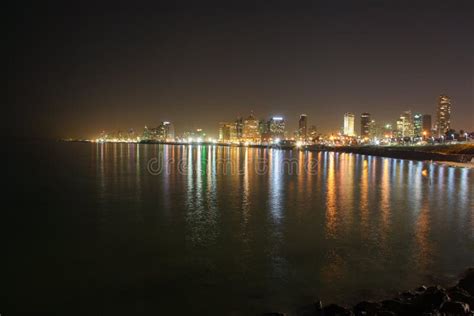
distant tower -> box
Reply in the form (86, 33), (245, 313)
(413, 113), (423, 138)
(436, 95), (451, 137)
(396, 110), (413, 138)
(242, 112), (260, 142)
(235, 117), (243, 139)
(268, 116), (285, 139)
(298, 114), (307, 140)
(343, 112), (355, 136)
(360, 113), (371, 138)
(422, 114), (432, 138)
(219, 122), (236, 142)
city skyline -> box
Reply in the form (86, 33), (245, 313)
(9, 1), (473, 139)
(92, 94), (468, 141)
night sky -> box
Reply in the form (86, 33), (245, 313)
(9, 1), (473, 139)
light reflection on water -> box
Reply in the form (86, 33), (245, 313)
(90, 143), (473, 314)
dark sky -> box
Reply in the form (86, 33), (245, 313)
(9, 0), (473, 139)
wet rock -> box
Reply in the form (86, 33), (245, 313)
(412, 285), (450, 312)
(458, 268), (474, 296)
(352, 301), (381, 315)
(439, 301), (470, 315)
(322, 303), (353, 316)
(416, 285), (428, 293)
(446, 286), (474, 308)
(315, 299), (323, 311)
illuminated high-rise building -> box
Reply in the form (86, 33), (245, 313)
(242, 112), (260, 141)
(368, 120), (382, 139)
(422, 114), (432, 138)
(258, 119), (271, 142)
(360, 112), (371, 138)
(396, 110), (413, 138)
(343, 112), (355, 136)
(142, 126), (151, 140)
(157, 121), (175, 141)
(235, 117), (243, 139)
(413, 113), (423, 138)
(308, 125), (318, 142)
(298, 114), (307, 140)
(268, 117), (285, 139)
(219, 122), (237, 142)
(436, 95), (451, 137)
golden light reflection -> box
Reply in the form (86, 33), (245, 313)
(360, 158), (369, 237)
(380, 158), (391, 239)
(338, 154), (354, 229)
(325, 152), (337, 239)
(414, 196), (432, 271)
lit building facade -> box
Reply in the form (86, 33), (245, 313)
(268, 117), (285, 139)
(343, 112), (355, 136)
(235, 117), (243, 140)
(422, 114), (432, 138)
(242, 112), (260, 142)
(436, 95), (451, 137)
(368, 120), (382, 139)
(413, 113), (423, 138)
(396, 111), (413, 138)
(298, 114), (307, 140)
(219, 122), (237, 142)
(360, 112), (371, 138)
(157, 121), (175, 141)
(308, 125), (318, 142)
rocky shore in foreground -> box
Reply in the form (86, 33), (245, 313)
(265, 268), (474, 316)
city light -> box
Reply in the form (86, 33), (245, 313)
(89, 95), (472, 148)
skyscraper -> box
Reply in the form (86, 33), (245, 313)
(219, 122), (237, 142)
(413, 113), (423, 138)
(436, 95), (451, 137)
(422, 114), (432, 138)
(396, 111), (413, 138)
(298, 114), (307, 140)
(343, 112), (355, 136)
(269, 117), (285, 139)
(242, 112), (260, 142)
(308, 125), (318, 142)
(235, 117), (243, 140)
(360, 112), (371, 138)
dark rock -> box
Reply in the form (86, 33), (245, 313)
(399, 291), (417, 302)
(439, 301), (470, 315)
(376, 311), (396, 316)
(457, 268), (474, 296)
(315, 299), (323, 311)
(353, 301), (381, 315)
(447, 286), (474, 308)
(297, 302), (322, 316)
(262, 313), (286, 316)
(421, 311), (441, 316)
(416, 285), (428, 293)
(381, 299), (413, 315)
(412, 285), (450, 312)
(322, 303), (353, 316)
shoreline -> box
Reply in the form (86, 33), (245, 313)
(65, 140), (474, 167)
(266, 268), (474, 316)
(308, 144), (474, 164)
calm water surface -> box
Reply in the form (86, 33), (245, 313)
(4, 142), (474, 315)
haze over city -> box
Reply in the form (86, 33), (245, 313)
(10, 1), (473, 139)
